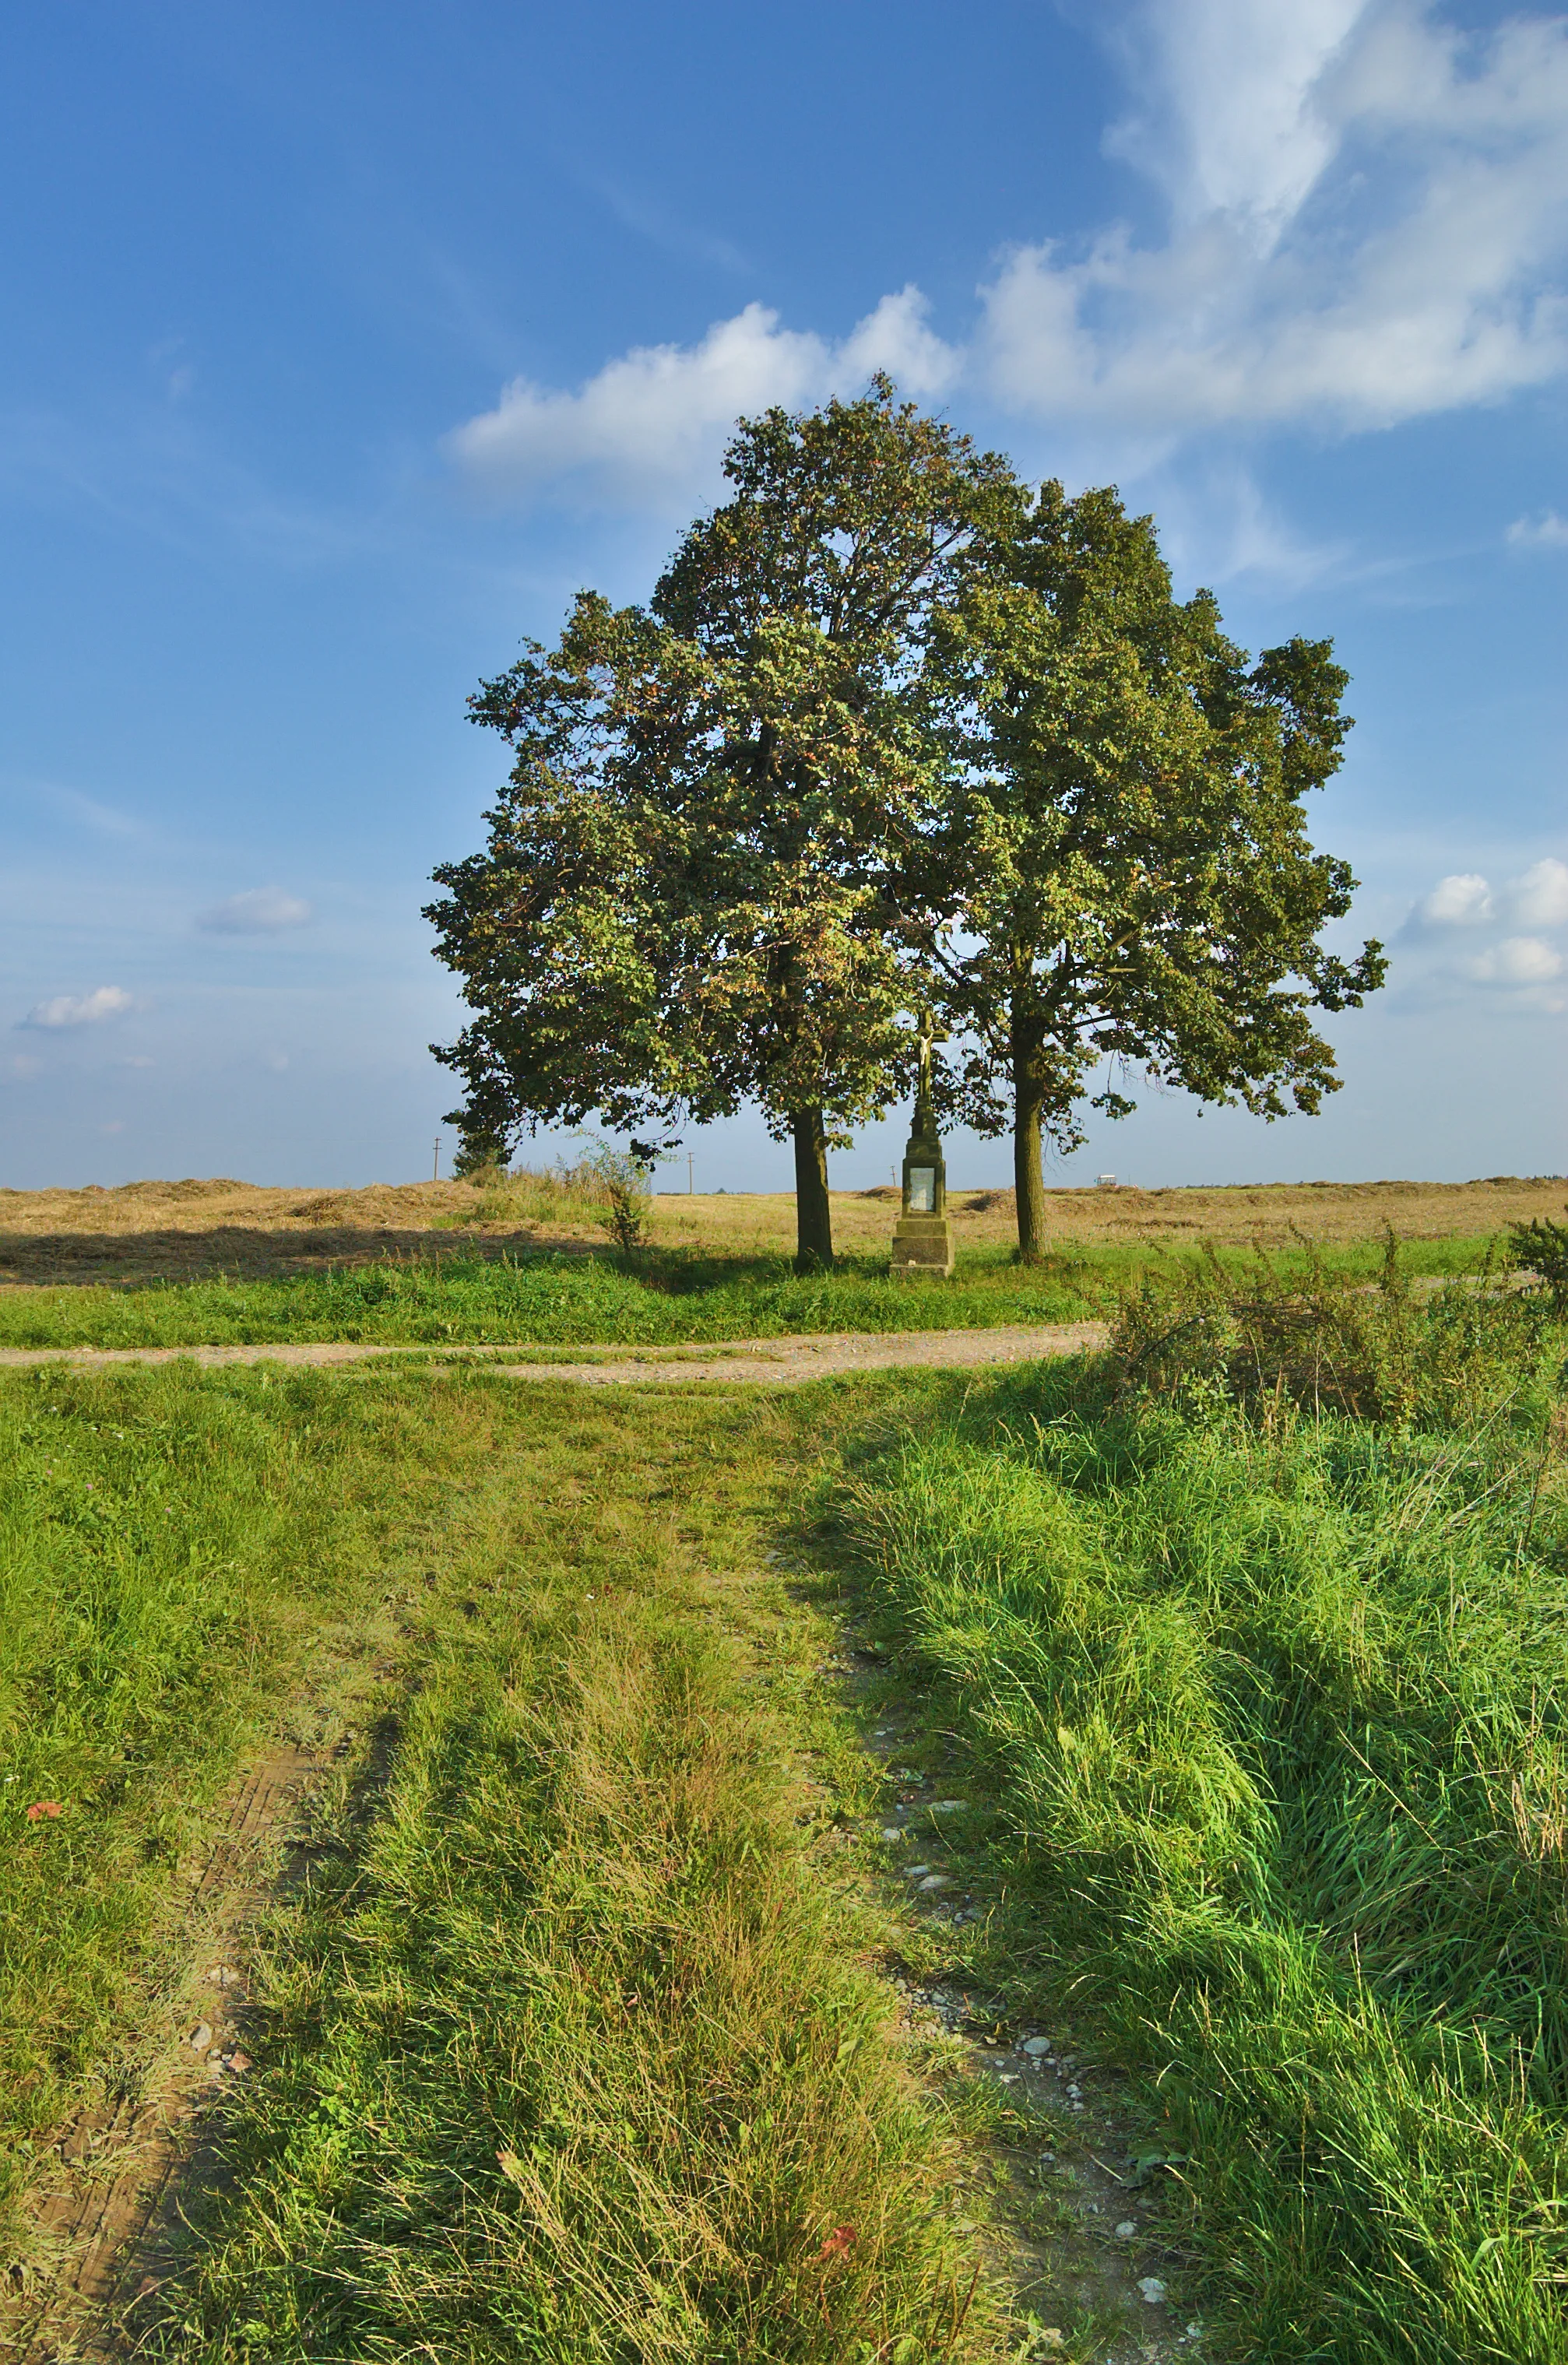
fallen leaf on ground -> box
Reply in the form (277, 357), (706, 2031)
(814, 2224), (856, 2263)
(25, 1801), (62, 1821)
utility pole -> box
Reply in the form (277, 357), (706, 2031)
(687, 1151), (694, 1194)
(432, 1140), (440, 1182)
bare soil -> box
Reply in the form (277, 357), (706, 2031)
(0, 1173), (1559, 1288)
(0, 1324), (1109, 1383)
(5, 1747), (325, 2363)
(842, 1623), (1196, 2359)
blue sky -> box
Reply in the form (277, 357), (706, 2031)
(2, 0), (1564, 1193)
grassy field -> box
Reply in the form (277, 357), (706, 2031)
(1, 1365), (1001, 2362)
(1, 1171), (1561, 1348)
(5, 1212), (1568, 2361)
(835, 1277), (1568, 2361)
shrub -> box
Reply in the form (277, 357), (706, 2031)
(572, 1140), (659, 1254)
(1110, 1229), (1545, 1426)
(1510, 1207), (1568, 1313)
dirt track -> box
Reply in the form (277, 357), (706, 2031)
(0, 1322), (1109, 1385)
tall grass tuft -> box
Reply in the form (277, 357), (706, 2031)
(841, 1298), (1568, 2360)
(1110, 1227), (1549, 1425)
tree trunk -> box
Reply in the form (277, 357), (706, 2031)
(1011, 1001), (1049, 1263)
(790, 1105), (835, 1272)
(1012, 1088), (1048, 1264)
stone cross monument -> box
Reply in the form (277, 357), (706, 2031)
(890, 1012), (955, 1279)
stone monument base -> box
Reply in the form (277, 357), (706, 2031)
(891, 1213), (955, 1279)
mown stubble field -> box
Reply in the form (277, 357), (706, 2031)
(1, 1172), (1562, 1287)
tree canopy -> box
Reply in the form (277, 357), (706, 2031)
(429, 392), (1384, 1272)
(427, 381), (1012, 1268)
(913, 480), (1386, 1258)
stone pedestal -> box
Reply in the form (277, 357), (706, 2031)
(891, 1211), (955, 1277)
(891, 1125), (955, 1280)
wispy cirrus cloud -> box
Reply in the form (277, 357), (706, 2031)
(196, 887), (313, 934)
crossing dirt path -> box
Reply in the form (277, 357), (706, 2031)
(0, 1322), (1109, 1386)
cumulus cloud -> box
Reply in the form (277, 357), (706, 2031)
(1507, 511), (1568, 550)
(446, 290), (959, 508)
(1401, 853), (1568, 1011)
(982, 2), (1568, 438)
(1465, 935), (1564, 986)
(1418, 871), (1495, 926)
(197, 887), (313, 934)
(21, 985), (133, 1029)
(1512, 856), (1568, 928)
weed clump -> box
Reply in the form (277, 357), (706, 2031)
(1110, 1228), (1548, 1425)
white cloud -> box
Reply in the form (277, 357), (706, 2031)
(443, 2), (1568, 501)
(1510, 856), (1568, 927)
(1508, 511), (1568, 550)
(1399, 856), (1568, 1013)
(1419, 871), (1494, 926)
(983, 2), (1568, 438)
(197, 887), (313, 934)
(21, 985), (133, 1029)
(1102, 0), (1366, 244)
(1466, 935), (1564, 986)
(446, 290), (959, 508)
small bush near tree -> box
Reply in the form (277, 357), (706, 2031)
(1510, 1207), (1568, 1313)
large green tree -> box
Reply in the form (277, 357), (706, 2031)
(427, 382), (1013, 1269)
(916, 481), (1387, 1262)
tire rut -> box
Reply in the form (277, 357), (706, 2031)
(5, 1746), (324, 2361)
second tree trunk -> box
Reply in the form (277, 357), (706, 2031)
(790, 1106), (835, 1272)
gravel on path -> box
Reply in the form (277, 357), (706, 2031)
(0, 1323), (1109, 1386)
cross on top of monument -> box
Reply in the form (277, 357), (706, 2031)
(912, 1009), (947, 1143)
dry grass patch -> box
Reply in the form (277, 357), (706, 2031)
(2, 1173), (1563, 1289)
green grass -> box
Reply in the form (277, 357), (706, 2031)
(2, 1368), (997, 2362)
(12, 1254), (1565, 2361)
(0, 1365), (451, 2226)
(0, 1232), (1510, 1351)
(835, 1305), (1568, 2361)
